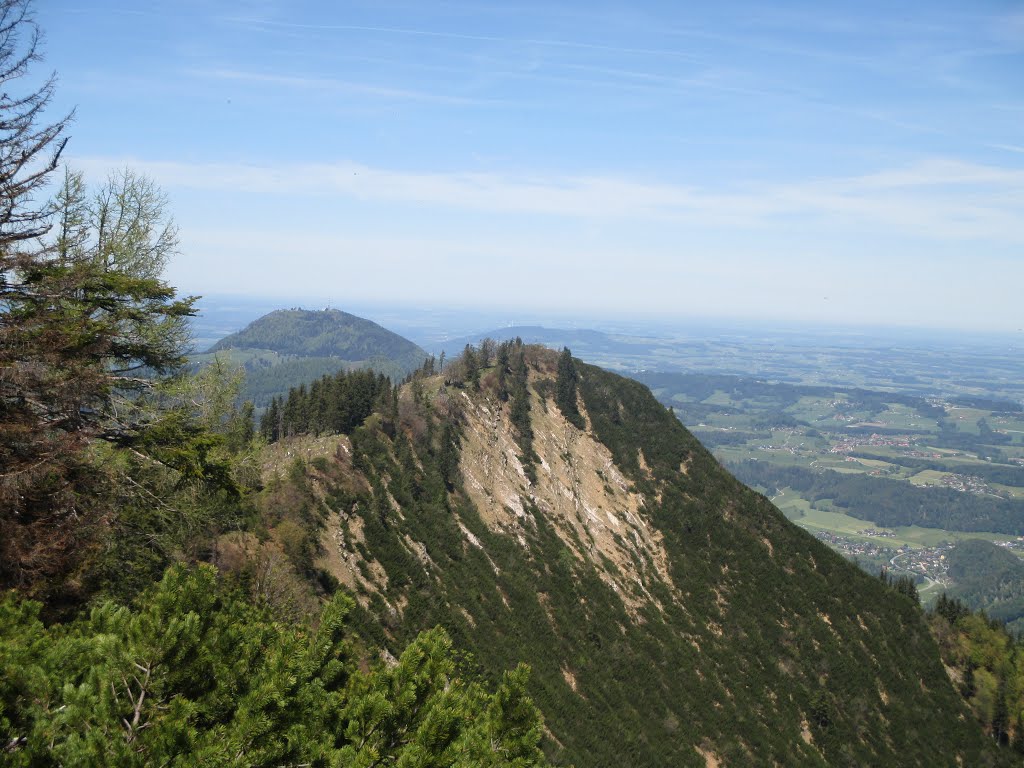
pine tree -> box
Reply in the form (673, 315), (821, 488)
(507, 343), (537, 483)
(439, 420), (460, 490)
(481, 665), (546, 764)
(261, 398), (281, 442)
(495, 343), (510, 402)
(0, 0), (71, 252)
(962, 664), (976, 698)
(463, 344), (480, 389)
(555, 347), (585, 429)
(993, 676), (1009, 745)
(0, 564), (553, 766)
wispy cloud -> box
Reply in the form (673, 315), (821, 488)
(989, 143), (1024, 155)
(73, 155), (1024, 244)
(550, 62), (808, 101)
(992, 9), (1024, 49)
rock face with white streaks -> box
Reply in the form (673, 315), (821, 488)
(458, 376), (675, 615)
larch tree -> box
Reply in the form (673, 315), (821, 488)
(2, 166), (204, 593)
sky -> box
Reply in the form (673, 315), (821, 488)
(37, 0), (1024, 332)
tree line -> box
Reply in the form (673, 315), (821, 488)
(846, 452), (1024, 487)
(446, 338), (540, 481)
(260, 368), (394, 442)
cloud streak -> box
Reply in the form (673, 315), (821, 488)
(223, 17), (705, 62)
(191, 68), (499, 106)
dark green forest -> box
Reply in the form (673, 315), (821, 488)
(226, 353), (408, 408)
(846, 452), (1024, 486)
(252, 343), (1007, 765)
(260, 368), (395, 441)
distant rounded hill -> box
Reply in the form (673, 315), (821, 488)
(947, 538), (1024, 630)
(208, 308), (427, 369)
(200, 308), (428, 407)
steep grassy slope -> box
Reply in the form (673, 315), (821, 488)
(267, 346), (1003, 766)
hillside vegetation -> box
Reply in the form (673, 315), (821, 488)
(1, 565), (550, 767)
(0, 10), (546, 760)
(930, 594), (1024, 751)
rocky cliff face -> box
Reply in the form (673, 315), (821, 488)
(458, 377), (674, 614)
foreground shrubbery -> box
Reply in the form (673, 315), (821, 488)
(0, 565), (550, 768)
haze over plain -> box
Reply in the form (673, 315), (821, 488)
(41, 0), (1024, 331)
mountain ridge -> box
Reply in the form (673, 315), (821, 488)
(256, 342), (1003, 766)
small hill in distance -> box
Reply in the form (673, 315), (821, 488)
(209, 308), (426, 364)
(198, 308), (427, 406)
(947, 539), (1024, 632)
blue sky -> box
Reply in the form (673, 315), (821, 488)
(39, 1), (1024, 331)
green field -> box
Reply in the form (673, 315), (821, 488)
(908, 469), (949, 486)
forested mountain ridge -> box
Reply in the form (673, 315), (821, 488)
(255, 342), (1006, 766)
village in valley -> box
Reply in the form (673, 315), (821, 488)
(809, 529), (1024, 592)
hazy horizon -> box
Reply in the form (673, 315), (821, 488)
(190, 291), (1024, 351)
